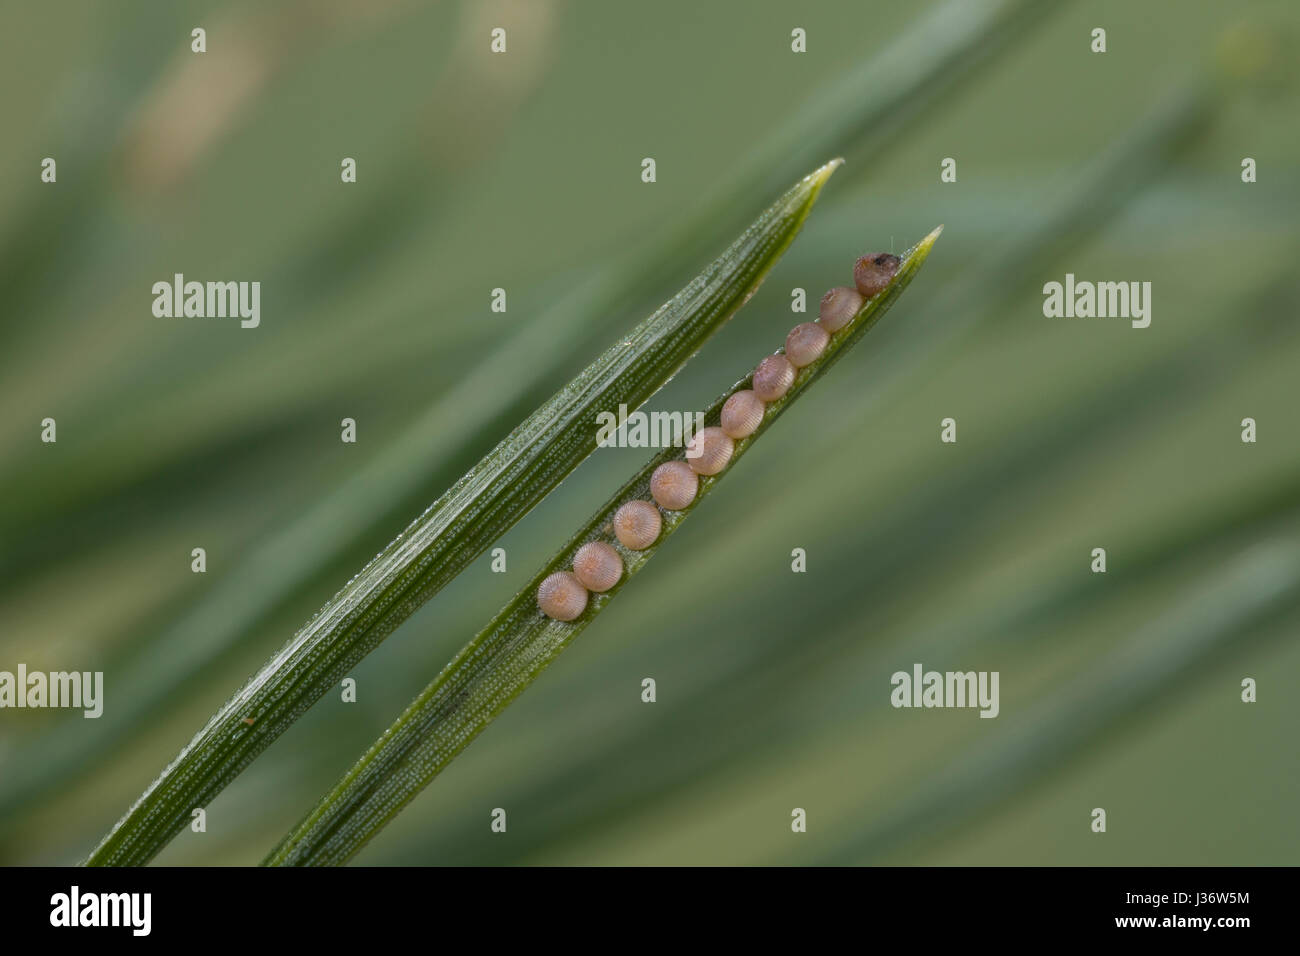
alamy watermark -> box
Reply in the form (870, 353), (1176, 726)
(1042, 273), (1151, 328)
(50, 886), (150, 936)
(152, 273), (261, 328)
(596, 404), (705, 453)
(891, 663), (999, 718)
(0, 665), (103, 718)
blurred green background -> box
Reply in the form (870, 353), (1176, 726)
(1, 0), (1297, 866)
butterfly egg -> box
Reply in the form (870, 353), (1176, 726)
(537, 571), (588, 621)
(685, 425), (734, 476)
(720, 389), (765, 439)
(650, 459), (698, 511)
(784, 322), (830, 368)
(853, 252), (902, 298)
(573, 541), (623, 592)
(613, 499), (661, 550)
(818, 286), (864, 333)
(752, 353), (796, 402)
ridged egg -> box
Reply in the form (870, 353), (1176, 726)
(613, 500), (661, 550)
(720, 389), (765, 439)
(785, 322), (830, 368)
(537, 571), (588, 621)
(573, 541), (623, 592)
(818, 286), (864, 332)
(853, 252), (901, 298)
(650, 460), (698, 511)
(752, 353), (796, 402)
(685, 426), (734, 476)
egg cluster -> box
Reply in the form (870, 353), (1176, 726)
(537, 252), (901, 621)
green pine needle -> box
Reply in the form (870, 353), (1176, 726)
(264, 226), (943, 866)
(84, 160), (842, 867)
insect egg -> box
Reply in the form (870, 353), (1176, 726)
(853, 252), (901, 298)
(613, 499), (661, 550)
(650, 460), (698, 511)
(720, 389), (764, 439)
(685, 426), (734, 476)
(818, 286), (864, 332)
(752, 353), (796, 402)
(784, 322), (830, 368)
(573, 541), (623, 592)
(537, 571), (588, 621)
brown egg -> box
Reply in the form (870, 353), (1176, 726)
(752, 353), (796, 402)
(720, 389), (765, 439)
(573, 541), (623, 592)
(853, 252), (901, 297)
(537, 571), (588, 621)
(650, 460), (698, 511)
(613, 499), (661, 550)
(785, 322), (830, 368)
(818, 286), (864, 332)
(685, 426), (735, 476)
